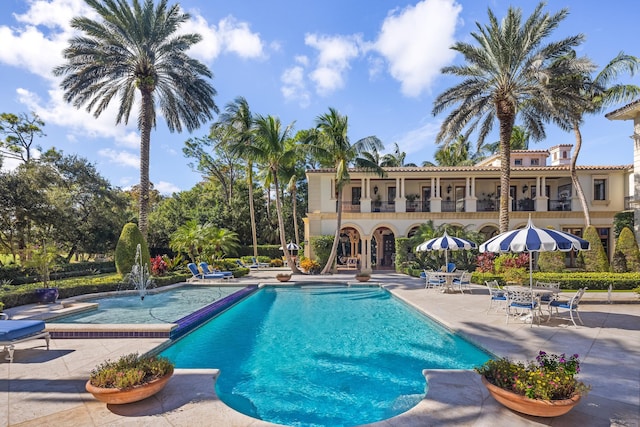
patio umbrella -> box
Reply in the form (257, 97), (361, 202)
(279, 242), (301, 251)
(479, 217), (590, 289)
(415, 231), (477, 268)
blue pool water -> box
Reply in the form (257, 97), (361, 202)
(160, 285), (491, 427)
(51, 285), (243, 324)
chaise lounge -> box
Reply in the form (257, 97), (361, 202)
(187, 263), (227, 281)
(0, 314), (50, 363)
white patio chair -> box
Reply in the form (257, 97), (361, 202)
(485, 280), (506, 312)
(506, 288), (541, 327)
(452, 271), (471, 293)
(548, 287), (588, 326)
(424, 271), (445, 290)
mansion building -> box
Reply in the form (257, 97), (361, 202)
(304, 117), (639, 271)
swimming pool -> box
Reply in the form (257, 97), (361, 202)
(160, 285), (491, 427)
(51, 285), (245, 324)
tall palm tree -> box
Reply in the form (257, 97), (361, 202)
(307, 107), (385, 274)
(381, 142), (417, 167)
(548, 51), (640, 226)
(432, 2), (586, 232)
(250, 115), (302, 274)
(221, 97), (259, 257)
(53, 0), (217, 238)
(480, 125), (531, 156)
(433, 135), (479, 166)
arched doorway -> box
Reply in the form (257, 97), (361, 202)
(480, 225), (499, 242)
(337, 228), (361, 267)
(372, 227), (395, 270)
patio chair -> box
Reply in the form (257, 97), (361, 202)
(485, 280), (507, 312)
(251, 257), (270, 268)
(0, 315), (50, 363)
(506, 288), (541, 327)
(452, 270), (471, 293)
(187, 263), (226, 280)
(198, 262), (233, 280)
(236, 259), (258, 269)
(548, 287), (588, 327)
(425, 271), (445, 290)
(446, 262), (457, 273)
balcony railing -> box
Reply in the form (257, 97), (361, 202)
(342, 200), (360, 212)
(405, 201), (430, 212)
(548, 199), (571, 211)
(372, 200), (395, 212)
(442, 200), (465, 212)
(477, 199), (498, 212)
(516, 198), (534, 211)
(624, 196), (632, 210)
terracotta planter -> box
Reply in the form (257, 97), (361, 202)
(355, 275), (370, 282)
(276, 275), (291, 282)
(86, 369), (173, 404)
(481, 376), (581, 417)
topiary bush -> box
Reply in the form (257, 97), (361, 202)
(615, 227), (640, 272)
(115, 223), (150, 278)
(537, 250), (566, 272)
(581, 226), (610, 272)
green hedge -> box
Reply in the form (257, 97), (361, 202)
(0, 261), (116, 285)
(404, 269), (640, 291)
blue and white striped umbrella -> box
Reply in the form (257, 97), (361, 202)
(479, 218), (590, 253)
(479, 217), (590, 288)
(279, 241), (301, 251)
(415, 231), (477, 266)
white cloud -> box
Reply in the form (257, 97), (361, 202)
(375, 0), (462, 97)
(186, 14), (265, 62)
(281, 57), (311, 107)
(396, 121), (442, 156)
(305, 33), (362, 95)
(98, 148), (139, 168)
(155, 181), (181, 195)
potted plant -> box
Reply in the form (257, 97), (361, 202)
(475, 351), (590, 417)
(354, 271), (371, 282)
(26, 241), (60, 304)
(275, 272), (292, 282)
(299, 257), (321, 274)
(86, 352), (174, 404)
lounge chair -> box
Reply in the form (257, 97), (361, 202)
(187, 263), (226, 280)
(251, 257), (270, 268)
(198, 262), (233, 280)
(0, 314), (50, 363)
(236, 259), (258, 269)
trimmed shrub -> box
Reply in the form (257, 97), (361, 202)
(310, 235), (333, 268)
(615, 227), (640, 272)
(613, 211), (634, 238)
(612, 250), (627, 273)
(537, 251), (566, 272)
(115, 223), (150, 278)
(581, 226), (610, 272)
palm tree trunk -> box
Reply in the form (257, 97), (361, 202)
(247, 163), (258, 257)
(138, 89), (153, 240)
(321, 188), (343, 274)
(497, 109), (515, 233)
(292, 185), (300, 245)
(571, 121), (591, 226)
(274, 175), (301, 274)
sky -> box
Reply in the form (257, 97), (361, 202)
(1, 0), (638, 195)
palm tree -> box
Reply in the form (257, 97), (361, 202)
(250, 115), (302, 274)
(307, 107), (385, 274)
(433, 135), (479, 166)
(432, 2), (586, 232)
(381, 142), (417, 167)
(221, 97), (259, 257)
(547, 51), (640, 226)
(480, 125), (531, 156)
(53, 0), (217, 238)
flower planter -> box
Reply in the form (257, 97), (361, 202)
(276, 275), (291, 282)
(35, 288), (59, 304)
(86, 369), (173, 404)
(355, 275), (370, 282)
(481, 376), (581, 417)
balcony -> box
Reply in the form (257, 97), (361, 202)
(516, 198), (535, 211)
(342, 200), (360, 212)
(548, 199), (571, 211)
(442, 200), (465, 212)
(477, 199), (497, 212)
(405, 200), (431, 212)
(372, 200), (394, 212)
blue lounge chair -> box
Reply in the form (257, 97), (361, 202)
(0, 314), (50, 363)
(199, 262), (233, 280)
(187, 263), (225, 280)
(251, 257), (270, 268)
(236, 259), (258, 269)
